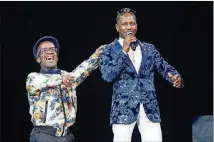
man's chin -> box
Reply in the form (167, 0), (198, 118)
(44, 64), (57, 69)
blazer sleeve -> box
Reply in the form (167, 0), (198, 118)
(152, 45), (184, 88)
(99, 45), (128, 82)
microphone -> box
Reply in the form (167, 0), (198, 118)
(125, 32), (138, 51)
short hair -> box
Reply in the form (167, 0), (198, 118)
(116, 8), (137, 24)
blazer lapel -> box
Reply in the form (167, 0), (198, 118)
(113, 39), (137, 74)
(138, 41), (149, 74)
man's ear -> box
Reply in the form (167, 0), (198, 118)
(36, 57), (41, 63)
(115, 24), (119, 32)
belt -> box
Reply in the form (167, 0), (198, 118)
(34, 126), (71, 137)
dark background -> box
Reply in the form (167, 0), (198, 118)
(1, 2), (213, 142)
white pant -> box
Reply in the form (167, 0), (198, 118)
(112, 104), (162, 142)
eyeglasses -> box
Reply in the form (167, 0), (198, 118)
(117, 8), (136, 19)
(38, 47), (57, 55)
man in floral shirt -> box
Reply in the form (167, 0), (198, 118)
(26, 36), (104, 142)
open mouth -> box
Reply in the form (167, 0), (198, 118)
(45, 56), (54, 61)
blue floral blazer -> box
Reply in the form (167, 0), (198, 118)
(99, 39), (184, 125)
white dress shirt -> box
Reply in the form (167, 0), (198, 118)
(118, 37), (142, 74)
(114, 38), (162, 142)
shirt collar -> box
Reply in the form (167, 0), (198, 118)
(40, 67), (61, 74)
(118, 37), (124, 47)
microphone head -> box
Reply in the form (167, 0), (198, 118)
(130, 42), (137, 51)
(124, 31), (138, 51)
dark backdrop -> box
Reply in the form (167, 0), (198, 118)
(1, 2), (213, 142)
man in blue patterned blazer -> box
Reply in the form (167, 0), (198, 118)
(99, 8), (184, 142)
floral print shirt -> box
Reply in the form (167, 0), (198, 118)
(26, 53), (99, 137)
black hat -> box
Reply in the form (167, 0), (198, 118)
(33, 36), (59, 59)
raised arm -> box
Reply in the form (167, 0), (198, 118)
(69, 45), (105, 88)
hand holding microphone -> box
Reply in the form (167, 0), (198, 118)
(122, 32), (138, 53)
